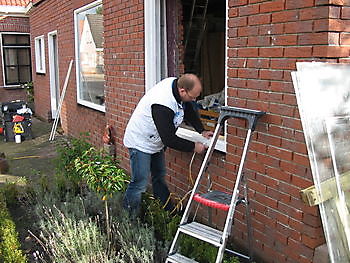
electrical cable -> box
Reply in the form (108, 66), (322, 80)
(162, 152), (197, 215)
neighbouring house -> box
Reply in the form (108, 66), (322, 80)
(0, 0), (31, 104)
(27, 0), (350, 262)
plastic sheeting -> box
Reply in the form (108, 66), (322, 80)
(292, 62), (350, 263)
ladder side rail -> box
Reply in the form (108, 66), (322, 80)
(180, 121), (223, 225)
(216, 128), (253, 263)
(242, 175), (254, 262)
(184, 0), (197, 49)
(168, 121), (223, 257)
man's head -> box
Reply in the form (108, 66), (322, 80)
(177, 74), (202, 102)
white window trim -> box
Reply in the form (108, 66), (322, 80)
(48, 30), (59, 118)
(144, 1), (228, 153)
(0, 32), (30, 88)
(74, 0), (105, 112)
(35, 35), (46, 74)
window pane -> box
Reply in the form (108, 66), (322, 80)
(76, 3), (105, 106)
(2, 34), (30, 46)
(5, 66), (19, 84)
(19, 66), (31, 83)
(4, 49), (18, 66)
(2, 35), (17, 45)
(18, 48), (31, 65)
(17, 35), (30, 45)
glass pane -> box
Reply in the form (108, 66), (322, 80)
(2, 34), (30, 46)
(4, 49), (18, 66)
(17, 35), (30, 45)
(19, 66), (31, 83)
(2, 35), (17, 45)
(293, 63), (350, 262)
(18, 48), (31, 65)
(326, 116), (350, 258)
(76, 3), (105, 106)
(5, 66), (19, 84)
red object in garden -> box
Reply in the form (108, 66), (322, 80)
(12, 115), (25, 123)
(0, 127), (3, 135)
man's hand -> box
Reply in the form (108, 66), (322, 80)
(202, 130), (214, 139)
(194, 142), (206, 154)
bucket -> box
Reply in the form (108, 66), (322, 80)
(15, 134), (21, 143)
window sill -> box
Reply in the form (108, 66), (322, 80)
(77, 99), (106, 113)
(176, 127), (226, 153)
(2, 85), (24, 90)
(36, 72), (46, 75)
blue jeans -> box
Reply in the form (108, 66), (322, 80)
(123, 148), (172, 214)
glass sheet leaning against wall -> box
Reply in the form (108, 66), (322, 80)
(292, 62), (350, 263)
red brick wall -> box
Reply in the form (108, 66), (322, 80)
(103, 0), (145, 167)
(227, 0), (350, 262)
(0, 16), (30, 103)
(30, 0), (106, 146)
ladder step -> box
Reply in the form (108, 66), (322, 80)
(179, 222), (223, 246)
(194, 190), (231, 211)
(167, 253), (198, 263)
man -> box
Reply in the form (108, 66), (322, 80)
(123, 74), (213, 214)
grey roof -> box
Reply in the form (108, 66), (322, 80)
(86, 14), (103, 49)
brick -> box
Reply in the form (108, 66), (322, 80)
(259, 0), (285, 13)
(272, 10), (299, 23)
(313, 46), (350, 57)
(340, 32), (350, 45)
(238, 4), (259, 16)
(248, 14), (271, 25)
(272, 35), (298, 46)
(229, 16), (248, 27)
(284, 21), (313, 34)
(259, 69), (284, 80)
(271, 58), (297, 70)
(342, 6), (350, 19)
(229, 0), (248, 7)
(284, 47), (312, 57)
(259, 47), (283, 57)
(238, 26), (259, 36)
(298, 32), (329, 45)
(286, 0), (315, 9)
(299, 6), (332, 20)
(238, 68), (259, 78)
(315, 0), (344, 5)
(302, 234), (325, 249)
(247, 35), (271, 46)
(247, 58), (270, 68)
(267, 145), (293, 161)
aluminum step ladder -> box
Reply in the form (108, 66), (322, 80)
(166, 106), (265, 263)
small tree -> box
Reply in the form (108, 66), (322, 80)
(74, 147), (128, 241)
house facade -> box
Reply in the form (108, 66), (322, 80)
(29, 0), (350, 262)
(0, 0), (31, 103)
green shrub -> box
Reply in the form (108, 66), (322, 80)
(74, 147), (128, 200)
(55, 133), (91, 184)
(0, 192), (27, 263)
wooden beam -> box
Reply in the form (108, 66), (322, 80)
(300, 171), (350, 206)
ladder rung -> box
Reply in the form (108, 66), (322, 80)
(167, 253), (198, 263)
(179, 222), (223, 246)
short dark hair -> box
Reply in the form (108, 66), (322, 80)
(177, 73), (199, 91)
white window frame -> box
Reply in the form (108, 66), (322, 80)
(144, 0), (168, 91)
(48, 30), (59, 118)
(0, 32), (31, 88)
(144, 0), (228, 153)
(35, 35), (46, 74)
(74, 0), (105, 112)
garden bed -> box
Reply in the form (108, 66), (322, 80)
(0, 123), (244, 263)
